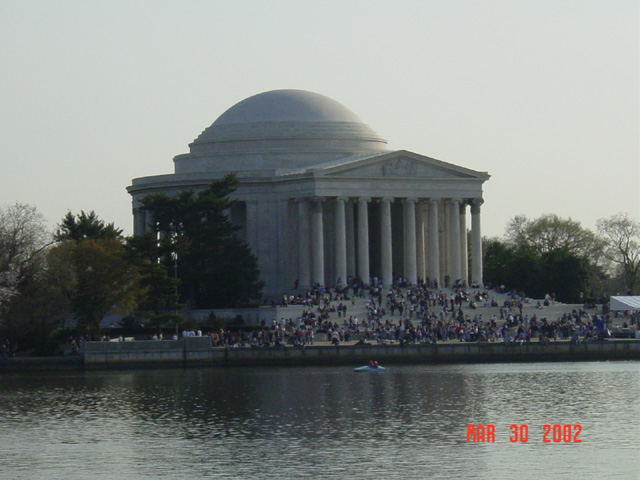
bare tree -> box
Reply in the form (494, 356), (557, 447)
(597, 213), (640, 294)
(0, 203), (51, 309)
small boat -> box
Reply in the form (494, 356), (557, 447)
(354, 365), (387, 372)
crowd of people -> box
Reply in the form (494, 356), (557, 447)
(35, 278), (634, 353)
(196, 278), (626, 349)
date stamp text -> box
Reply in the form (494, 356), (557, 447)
(467, 424), (582, 443)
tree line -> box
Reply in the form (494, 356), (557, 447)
(0, 174), (263, 354)
(482, 213), (639, 303)
(0, 177), (638, 354)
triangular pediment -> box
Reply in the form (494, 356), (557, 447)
(315, 150), (489, 180)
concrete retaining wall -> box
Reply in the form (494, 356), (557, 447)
(81, 337), (213, 368)
(79, 338), (640, 369)
(215, 340), (640, 367)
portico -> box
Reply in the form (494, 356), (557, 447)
(289, 194), (484, 290)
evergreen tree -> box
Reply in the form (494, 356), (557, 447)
(140, 174), (263, 309)
(52, 211), (143, 335)
(56, 210), (122, 241)
(124, 233), (182, 317)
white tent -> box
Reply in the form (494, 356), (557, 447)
(610, 296), (640, 311)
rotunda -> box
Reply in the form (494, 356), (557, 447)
(128, 89), (489, 296)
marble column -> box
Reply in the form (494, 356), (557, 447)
(334, 197), (347, 287)
(380, 197), (393, 287)
(297, 199), (311, 289)
(403, 198), (418, 286)
(345, 199), (356, 278)
(357, 197), (370, 284)
(416, 201), (426, 283)
(450, 198), (462, 283)
(145, 211), (156, 236)
(311, 198), (325, 286)
(246, 201), (258, 255)
(440, 203), (448, 286)
(133, 208), (146, 236)
(428, 199), (440, 287)
(460, 202), (468, 286)
(471, 198), (484, 287)
(277, 200), (291, 292)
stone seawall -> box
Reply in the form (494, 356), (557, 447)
(76, 338), (640, 369)
(81, 337), (214, 368)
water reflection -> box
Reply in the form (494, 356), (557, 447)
(1, 362), (639, 479)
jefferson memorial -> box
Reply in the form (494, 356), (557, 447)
(127, 90), (490, 296)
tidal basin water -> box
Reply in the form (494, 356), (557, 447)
(1, 361), (639, 480)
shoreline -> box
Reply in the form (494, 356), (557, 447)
(2, 338), (640, 372)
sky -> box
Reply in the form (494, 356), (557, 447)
(1, 0), (638, 239)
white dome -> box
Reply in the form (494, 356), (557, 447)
(213, 89), (364, 124)
(174, 90), (387, 175)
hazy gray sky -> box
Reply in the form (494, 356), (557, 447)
(1, 0), (638, 238)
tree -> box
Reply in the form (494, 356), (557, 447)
(597, 213), (640, 294)
(124, 233), (181, 318)
(140, 174), (263, 309)
(482, 238), (513, 288)
(51, 238), (144, 335)
(52, 211), (144, 335)
(0, 203), (51, 311)
(505, 213), (602, 257)
(507, 246), (542, 298)
(540, 249), (593, 302)
(55, 210), (122, 241)
(484, 214), (601, 302)
(0, 252), (72, 354)
(0, 204), (67, 354)
(0, 208), (143, 349)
